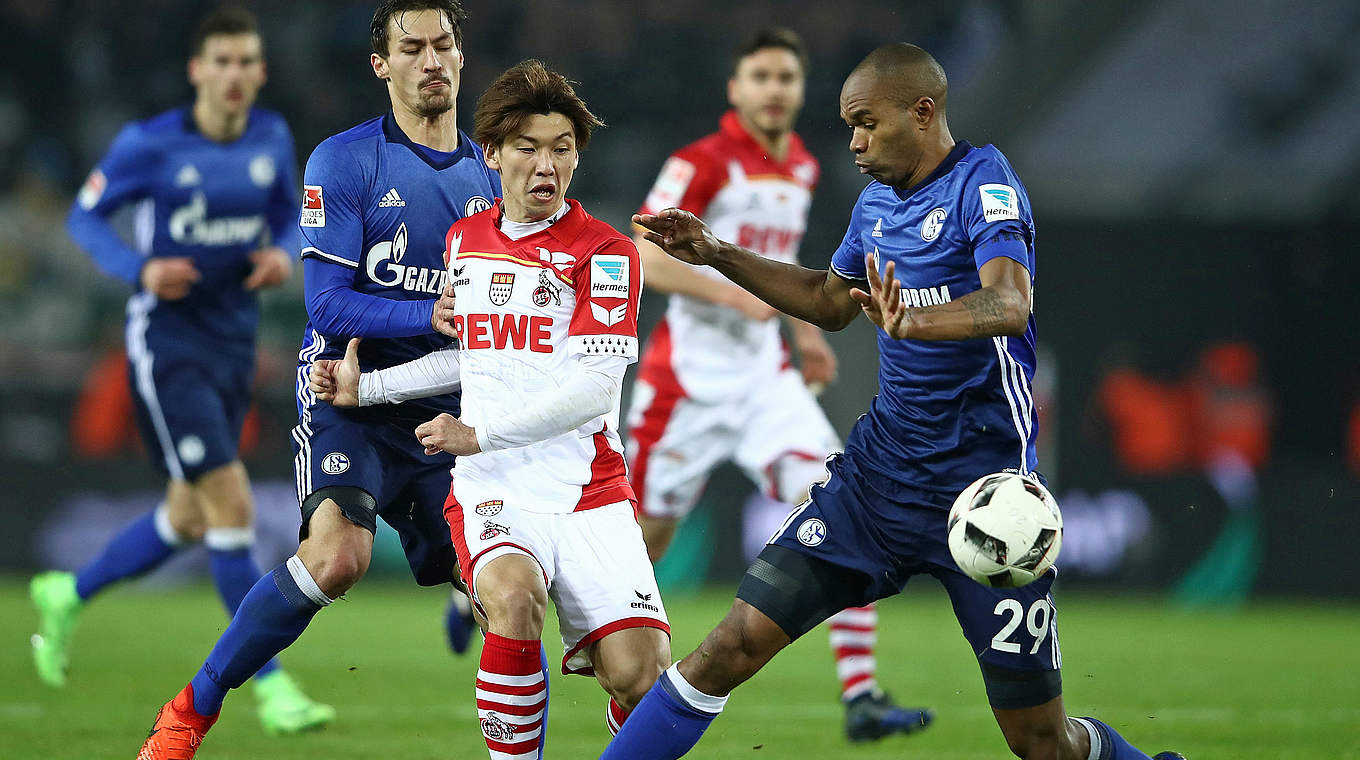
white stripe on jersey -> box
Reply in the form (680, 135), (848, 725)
(126, 292), (184, 479)
(134, 198), (155, 255)
(301, 246), (359, 268)
(992, 336), (1032, 473)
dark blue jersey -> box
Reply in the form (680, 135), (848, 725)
(296, 114), (500, 421)
(67, 107), (300, 361)
(830, 141), (1038, 504)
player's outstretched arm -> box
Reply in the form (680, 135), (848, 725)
(633, 208), (860, 330)
(633, 233), (775, 321)
(850, 251), (1031, 341)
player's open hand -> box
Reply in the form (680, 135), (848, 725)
(141, 257), (201, 300)
(244, 246), (293, 290)
(432, 283), (458, 338)
(849, 251), (913, 339)
(309, 338), (361, 407)
(415, 413), (481, 456)
(632, 208), (721, 266)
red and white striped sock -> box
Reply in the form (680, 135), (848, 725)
(828, 604), (879, 702)
(476, 633), (547, 759)
(606, 696), (630, 736)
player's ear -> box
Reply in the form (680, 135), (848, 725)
(371, 52), (389, 81)
(187, 56), (201, 87)
(483, 145), (500, 171)
(726, 77), (738, 108)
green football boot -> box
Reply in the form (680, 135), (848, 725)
(29, 571), (83, 687)
(253, 670), (336, 735)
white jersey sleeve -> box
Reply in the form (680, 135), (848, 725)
(358, 345), (461, 405)
(474, 353), (628, 453)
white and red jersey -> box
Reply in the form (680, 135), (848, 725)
(445, 199), (640, 514)
(637, 110), (820, 401)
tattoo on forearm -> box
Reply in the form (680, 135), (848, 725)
(964, 289), (1010, 337)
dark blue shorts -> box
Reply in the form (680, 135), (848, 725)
(291, 402), (457, 586)
(768, 453), (1061, 675)
(127, 351), (252, 482)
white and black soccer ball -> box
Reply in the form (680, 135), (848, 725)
(947, 472), (1062, 588)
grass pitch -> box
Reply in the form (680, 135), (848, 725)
(2, 577), (1358, 759)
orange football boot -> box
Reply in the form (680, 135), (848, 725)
(136, 683), (219, 759)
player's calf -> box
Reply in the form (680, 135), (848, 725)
(680, 599), (790, 697)
(592, 626), (670, 711)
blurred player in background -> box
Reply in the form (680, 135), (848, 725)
(606, 43), (1186, 760)
(626, 27), (931, 742)
(312, 59), (669, 759)
(32, 4), (334, 736)
(134, 3), (553, 759)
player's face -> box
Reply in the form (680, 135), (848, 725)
(728, 48), (805, 138)
(188, 34), (266, 120)
(839, 72), (922, 188)
(371, 9), (463, 119)
(484, 112), (579, 224)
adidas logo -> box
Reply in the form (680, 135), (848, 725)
(378, 188), (406, 207)
(871, 218), (883, 238)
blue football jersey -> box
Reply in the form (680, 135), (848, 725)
(297, 114), (500, 419)
(68, 107), (300, 361)
(830, 141), (1038, 504)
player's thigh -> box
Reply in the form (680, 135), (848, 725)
(292, 405), (387, 540)
(628, 390), (737, 521)
(474, 553), (550, 639)
(590, 624), (670, 703)
(549, 501), (670, 676)
(127, 355), (244, 482)
(296, 498), (377, 596)
(936, 562), (1063, 710)
(446, 493), (553, 618)
(733, 370), (839, 503)
(383, 454), (461, 587)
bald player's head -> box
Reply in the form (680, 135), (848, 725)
(839, 43), (955, 189)
(847, 43), (948, 113)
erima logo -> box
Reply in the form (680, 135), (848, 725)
(979, 183), (1020, 222)
(169, 192), (265, 246)
(871, 218), (883, 238)
(590, 301), (628, 327)
(631, 589), (659, 613)
(379, 188), (405, 207)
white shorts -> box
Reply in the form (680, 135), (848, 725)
(626, 368), (839, 519)
(448, 497), (669, 675)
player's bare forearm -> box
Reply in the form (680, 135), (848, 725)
(635, 233), (728, 301)
(708, 240), (859, 330)
(899, 284), (1029, 340)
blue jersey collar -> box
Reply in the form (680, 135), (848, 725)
(381, 112), (477, 170)
(893, 140), (973, 200)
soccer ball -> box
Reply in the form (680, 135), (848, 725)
(947, 472), (1062, 588)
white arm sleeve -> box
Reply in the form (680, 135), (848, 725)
(357, 346), (461, 406)
(474, 353), (628, 453)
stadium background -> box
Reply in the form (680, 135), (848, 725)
(1, 0), (1358, 601)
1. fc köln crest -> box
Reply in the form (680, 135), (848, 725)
(489, 272), (515, 305)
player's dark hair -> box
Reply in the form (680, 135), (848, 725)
(473, 60), (605, 151)
(191, 5), (260, 57)
(732, 27), (808, 76)
(371, 0), (467, 57)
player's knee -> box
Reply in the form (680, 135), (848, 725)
(1002, 719), (1062, 760)
(606, 648), (669, 711)
(479, 581), (548, 634)
(302, 544), (370, 598)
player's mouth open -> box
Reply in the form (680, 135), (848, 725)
(529, 183), (555, 200)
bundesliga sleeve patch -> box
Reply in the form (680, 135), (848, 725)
(643, 157), (695, 212)
(300, 185), (325, 227)
(77, 168), (106, 210)
(978, 183), (1020, 222)
(590, 255), (630, 298)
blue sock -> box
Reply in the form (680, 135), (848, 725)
(190, 557), (330, 716)
(206, 532), (281, 679)
(599, 664), (726, 760)
(538, 645), (550, 759)
(74, 506), (180, 600)
(1077, 717), (1153, 760)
